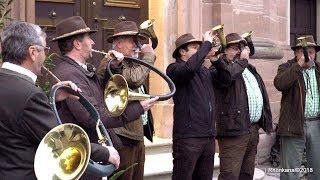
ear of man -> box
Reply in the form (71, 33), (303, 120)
(28, 46), (37, 62)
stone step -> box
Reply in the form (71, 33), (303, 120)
(144, 137), (266, 180)
(144, 136), (172, 155)
(212, 168), (266, 180)
(144, 152), (220, 180)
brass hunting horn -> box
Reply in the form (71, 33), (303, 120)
(136, 19), (158, 49)
(241, 31), (255, 56)
(211, 24), (226, 55)
(297, 35), (311, 62)
(104, 56), (176, 116)
(34, 67), (115, 179)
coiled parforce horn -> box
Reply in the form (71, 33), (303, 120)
(35, 68), (116, 179)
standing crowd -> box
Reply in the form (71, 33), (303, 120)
(0, 15), (319, 180)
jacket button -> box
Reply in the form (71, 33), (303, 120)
(238, 110), (241, 114)
(221, 112), (224, 115)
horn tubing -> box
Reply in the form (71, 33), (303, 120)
(298, 37), (310, 62)
(107, 57), (176, 101)
(247, 40), (255, 56)
(42, 65), (61, 83)
(134, 32), (158, 49)
(302, 46), (310, 62)
(49, 85), (115, 177)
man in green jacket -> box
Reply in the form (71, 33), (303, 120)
(274, 35), (320, 180)
(97, 20), (156, 180)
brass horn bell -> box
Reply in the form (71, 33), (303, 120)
(241, 31), (255, 56)
(297, 35), (312, 62)
(34, 124), (90, 180)
(137, 19), (158, 49)
(104, 74), (150, 117)
(34, 85), (116, 180)
(211, 24), (226, 55)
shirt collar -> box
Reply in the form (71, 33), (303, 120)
(2, 62), (37, 83)
(76, 61), (88, 71)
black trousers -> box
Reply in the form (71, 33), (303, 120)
(172, 137), (215, 180)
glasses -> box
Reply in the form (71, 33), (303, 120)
(229, 45), (240, 51)
(35, 44), (50, 54)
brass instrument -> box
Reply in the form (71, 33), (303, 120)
(91, 49), (109, 56)
(34, 67), (115, 179)
(101, 55), (176, 117)
(297, 36), (311, 62)
(42, 65), (61, 83)
(136, 19), (158, 49)
(34, 123), (91, 179)
(211, 24), (226, 55)
(104, 74), (151, 116)
(241, 31), (255, 56)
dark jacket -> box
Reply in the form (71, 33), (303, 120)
(0, 68), (110, 179)
(215, 57), (273, 137)
(166, 41), (232, 140)
(274, 58), (320, 137)
(53, 56), (144, 148)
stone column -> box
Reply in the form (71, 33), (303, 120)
(202, 0), (291, 164)
(149, 0), (203, 138)
(149, 0), (175, 138)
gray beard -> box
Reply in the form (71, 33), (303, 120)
(132, 52), (139, 59)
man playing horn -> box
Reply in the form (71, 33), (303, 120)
(0, 21), (119, 179)
(274, 35), (320, 180)
(97, 20), (156, 180)
(167, 31), (231, 180)
(215, 33), (272, 180)
(51, 16), (158, 179)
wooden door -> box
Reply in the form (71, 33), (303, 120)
(86, 0), (148, 66)
(35, 0), (148, 67)
(35, 0), (84, 54)
(290, 0), (316, 46)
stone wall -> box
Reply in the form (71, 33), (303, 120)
(202, 0), (291, 163)
(149, 0), (293, 164)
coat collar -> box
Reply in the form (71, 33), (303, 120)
(0, 68), (35, 84)
(61, 56), (95, 77)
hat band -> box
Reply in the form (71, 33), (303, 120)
(227, 39), (242, 44)
(52, 27), (91, 41)
(112, 31), (139, 37)
(295, 42), (318, 47)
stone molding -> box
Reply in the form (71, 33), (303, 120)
(251, 40), (284, 60)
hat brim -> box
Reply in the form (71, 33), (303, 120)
(51, 29), (97, 42)
(291, 45), (320, 52)
(226, 40), (248, 48)
(107, 31), (146, 43)
(226, 39), (248, 45)
(172, 39), (202, 58)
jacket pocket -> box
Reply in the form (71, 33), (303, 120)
(218, 108), (242, 131)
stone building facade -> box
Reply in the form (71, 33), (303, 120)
(8, 0), (320, 164)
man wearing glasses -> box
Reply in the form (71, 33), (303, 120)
(215, 33), (272, 180)
(0, 21), (120, 179)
